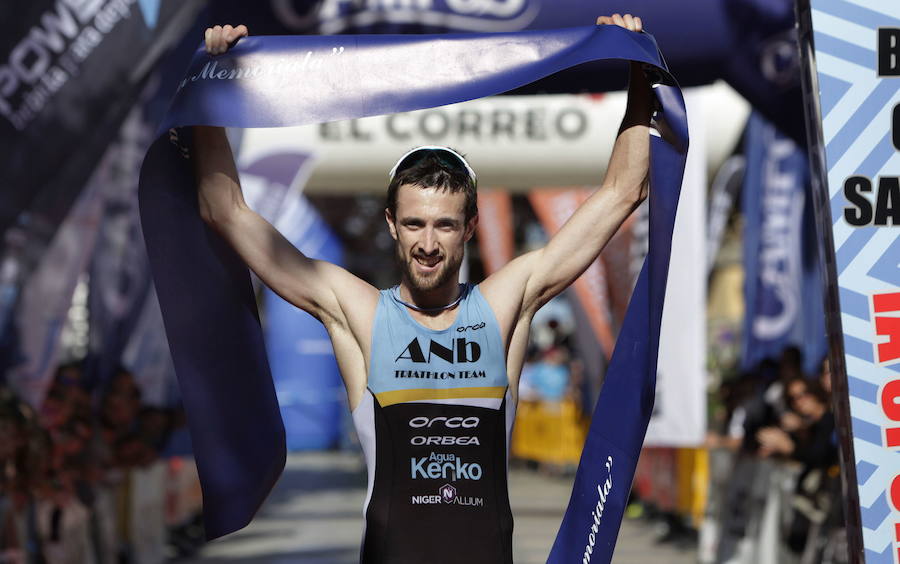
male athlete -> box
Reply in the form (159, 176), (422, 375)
(197, 13), (650, 564)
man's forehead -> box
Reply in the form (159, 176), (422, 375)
(394, 184), (466, 216)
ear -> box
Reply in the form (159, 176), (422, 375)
(463, 214), (478, 243)
(385, 208), (398, 240)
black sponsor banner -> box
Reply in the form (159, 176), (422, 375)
(85, 102), (154, 390)
(0, 0), (204, 244)
(720, 0), (806, 145)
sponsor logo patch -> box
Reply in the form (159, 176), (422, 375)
(440, 483), (457, 502)
(410, 484), (484, 507)
(395, 337), (481, 364)
(411, 452), (483, 481)
(409, 416), (479, 429)
(410, 435), (480, 446)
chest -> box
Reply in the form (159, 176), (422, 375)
(368, 295), (507, 395)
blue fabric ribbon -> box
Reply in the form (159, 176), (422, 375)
(138, 25), (688, 562)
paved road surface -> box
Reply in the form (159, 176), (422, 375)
(185, 452), (696, 564)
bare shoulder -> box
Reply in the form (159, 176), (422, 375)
(478, 250), (540, 342)
(309, 261), (379, 409)
(316, 260), (380, 336)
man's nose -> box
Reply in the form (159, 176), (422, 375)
(418, 228), (439, 255)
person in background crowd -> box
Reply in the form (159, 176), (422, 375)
(764, 347), (804, 424)
(512, 315), (586, 475)
(755, 377), (835, 464)
(706, 372), (757, 452)
(756, 365), (839, 559)
(808, 357), (845, 563)
(100, 368), (141, 431)
(530, 346), (571, 405)
(0, 388), (27, 562)
(712, 346), (844, 563)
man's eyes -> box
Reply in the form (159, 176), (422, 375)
(402, 221), (458, 230)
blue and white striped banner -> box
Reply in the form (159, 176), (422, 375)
(809, 1), (900, 562)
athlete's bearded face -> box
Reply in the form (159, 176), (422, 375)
(387, 184), (476, 293)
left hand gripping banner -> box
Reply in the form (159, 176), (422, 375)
(138, 25), (688, 559)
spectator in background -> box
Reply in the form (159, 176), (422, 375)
(755, 377), (835, 468)
(738, 347), (806, 457)
(707, 372), (758, 452)
(31, 363), (95, 563)
(103, 369), (189, 564)
(529, 346), (571, 406)
(756, 373), (838, 558)
(765, 347), (805, 423)
(714, 347), (836, 563)
(0, 388), (27, 562)
(736, 358), (778, 456)
(808, 357), (845, 563)
(512, 314), (586, 475)
(100, 367), (141, 444)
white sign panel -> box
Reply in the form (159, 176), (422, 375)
(644, 89), (708, 447)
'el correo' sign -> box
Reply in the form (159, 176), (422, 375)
(237, 88), (746, 193)
(319, 104), (588, 143)
(239, 94), (625, 191)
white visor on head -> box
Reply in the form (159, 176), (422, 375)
(388, 146), (477, 184)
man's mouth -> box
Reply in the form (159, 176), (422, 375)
(413, 255), (442, 272)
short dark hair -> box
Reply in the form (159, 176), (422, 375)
(386, 151), (478, 222)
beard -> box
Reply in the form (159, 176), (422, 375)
(396, 244), (463, 292)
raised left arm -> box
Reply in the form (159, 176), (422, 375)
(526, 61), (651, 305)
(524, 26), (652, 308)
(481, 14), (654, 348)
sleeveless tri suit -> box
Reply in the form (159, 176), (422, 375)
(352, 283), (515, 563)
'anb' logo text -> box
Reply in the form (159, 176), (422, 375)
(396, 337), (481, 363)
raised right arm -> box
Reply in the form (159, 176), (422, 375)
(194, 125), (364, 324)
(194, 124), (378, 408)
(194, 25), (378, 408)
(194, 25), (379, 327)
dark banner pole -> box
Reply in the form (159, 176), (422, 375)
(795, 1), (865, 560)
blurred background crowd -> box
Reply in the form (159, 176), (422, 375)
(0, 365), (202, 564)
(2, 0), (891, 562)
